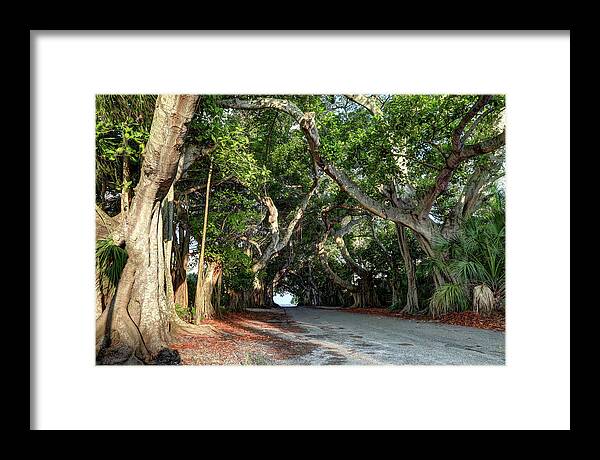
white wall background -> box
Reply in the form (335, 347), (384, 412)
(32, 31), (570, 430)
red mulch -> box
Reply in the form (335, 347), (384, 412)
(170, 310), (315, 365)
(339, 307), (505, 331)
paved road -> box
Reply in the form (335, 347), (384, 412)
(279, 307), (505, 365)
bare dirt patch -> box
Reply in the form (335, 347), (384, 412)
(170, 309), (316, 365)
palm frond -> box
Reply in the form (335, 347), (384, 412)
(429, 283), (469, 317)
(473, 284), (495, 315)
(450, 259), (484, 283)
(96, 238), (128, 291)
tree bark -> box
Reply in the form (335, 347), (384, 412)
(345, 95), (383, 116)
(351, 277), (381, 308)
(396, 223), (419, 313)
(96, 94), (204, 365)
(251, 177), (321, 273)
(121, 153), (131, 216)
(195, 260), (222, 320)
(370, 219), (402, 309)
(172, 200), (190, 313)
(162, 185), (176, 310)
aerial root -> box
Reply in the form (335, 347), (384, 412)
(171, 320), (221, 337)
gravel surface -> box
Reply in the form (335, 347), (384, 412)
(274, 307), (505, 365)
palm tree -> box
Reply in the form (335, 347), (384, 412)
(428, 193), (505, 316)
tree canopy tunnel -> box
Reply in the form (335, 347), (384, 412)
(96, 94), (506, 364)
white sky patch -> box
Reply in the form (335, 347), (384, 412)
(273, 292), (295, 306)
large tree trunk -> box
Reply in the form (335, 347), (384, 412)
(351, 276), (381, 308)
(330, 218), (379, 308)
(173, 243), (190, 315)
(414, 232), (454, 290)
(227, 290), (247, 312)
(162, 185), (177, 313)
(173, 270), (189, 312)
(95, 272), (114, 319)
(396, 223), (419, 313)
(195, 260), (222, 320)
(389, 281), (401, 308)
(264, 280), (275, 307)
(228, 276), (275, 310)
(96, 95), (201, 365)
(172, 198), (191, 315)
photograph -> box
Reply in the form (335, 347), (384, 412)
(95, 94), (506, 366)
(33, 29), (570, 430)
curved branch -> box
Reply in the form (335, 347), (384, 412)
(442, 155), (504, 238)
(462, 106), (496, 144)
(283, 177), (323, 242)
(180, 175), (234, 196)
(317, 232), (357, 293)
(345, 95), (383, 116)
(461, 131), (505, 159)
(219, 97), (304, 123)
(240, 237), (263, 257)
(175, 143), (216, 183)
(419, 130), (505, 218)
(323, 162), (428, 235)
(451, 95), (493, 151)
(251, 177), (322, 273)
(219, 96), (431, 239)
(334, 232), (369, 279)
(322, 211), (369, 281)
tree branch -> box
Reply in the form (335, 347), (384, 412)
(345, 95), (383, 116)
(323, 162), (427, 234)
(333, 217), (370, 279)
(369, 219), (397, 271)
(451, 95), (493, 151)
(240, 237), (263, 257)
(441, 155), (504, 238)
(220, 96), (431, 240)
(316, 230), (358, 293)
(174, 143), (216, 183)
(218, 97), (304, 123)
(251, 177), (322, 273)
(418, 130), (505, 219)
(461, 106), (496, 145)
(180, 175), (234, 196)
(460, 130), (506, 159)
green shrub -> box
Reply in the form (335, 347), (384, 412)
(429, 283), (469, 317)
(388, 301), (403, 312)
